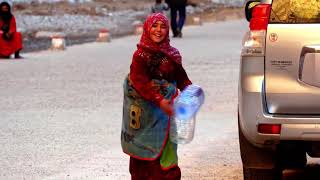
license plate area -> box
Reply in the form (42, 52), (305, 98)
(300, 53), (320, 87)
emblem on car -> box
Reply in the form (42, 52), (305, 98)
(269, 33), (278, 42)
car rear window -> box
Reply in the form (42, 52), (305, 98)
(269, 0), (320, 23)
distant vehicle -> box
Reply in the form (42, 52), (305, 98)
(239, 0), (320, 179)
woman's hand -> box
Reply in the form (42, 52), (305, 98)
(6, 32), (12, 38)
(159, 99), (173, 116)
(5, 33), (10, 38)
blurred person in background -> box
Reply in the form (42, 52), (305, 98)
(165, 0), (187, 38)
(0, 1), (23, 59)
(152, 0), (169, 14)
(121, 13), (192, 180)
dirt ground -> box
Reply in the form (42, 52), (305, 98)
(11, 0), (244, 53)
(13, 0), (207, 16)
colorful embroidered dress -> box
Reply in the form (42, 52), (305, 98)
(121, 13), (191, 169)
(122, 76), (178, 163)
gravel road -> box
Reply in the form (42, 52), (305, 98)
(0, 19), (246, 180)
(3, 14), (320, 180)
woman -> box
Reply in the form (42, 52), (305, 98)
(0, 2), (23, 59)
(121, 13), (192, 180)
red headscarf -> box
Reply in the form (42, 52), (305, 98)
(137, 13), (182, 64)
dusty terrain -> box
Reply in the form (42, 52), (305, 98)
(14, 0), (155, 16)
(0, 19), (246, 180)
(9, 0), (244, 53)
(13, 0), (226, 15)
(2, 4), (320, 179)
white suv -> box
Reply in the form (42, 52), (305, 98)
(239, 0), (320, 179)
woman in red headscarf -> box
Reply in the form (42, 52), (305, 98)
(0, 2), (23, 59)
(126, 13), (192, 180)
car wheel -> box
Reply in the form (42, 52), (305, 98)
(238, 116), (282, 180)
(278, 141), (307, 169)
(243, 166), (282, 180)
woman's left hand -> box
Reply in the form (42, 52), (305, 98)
(159, 99), (173, 116)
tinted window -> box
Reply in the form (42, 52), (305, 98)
(269, 0), (320, 23)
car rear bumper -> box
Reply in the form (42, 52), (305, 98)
(239, 56), (320, 147)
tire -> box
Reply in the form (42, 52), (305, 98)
(238, 116), (282, 180)
(278, 141), (307, 169)
(243, 167), (282, 180)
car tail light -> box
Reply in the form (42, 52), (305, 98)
(258, 124), (281, 134)
(250, 4), (271, 31)
(242, 4), (271, 56)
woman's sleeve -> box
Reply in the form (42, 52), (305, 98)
(9, 16), (17, 33)
(175, 64), (192, 91)
(130, 53), (164, 106)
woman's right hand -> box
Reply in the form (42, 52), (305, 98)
(159, 99), (173, 116)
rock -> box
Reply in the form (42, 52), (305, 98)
(96, 29), (111, 42)
(192, 16), (203, 26)
(51, 35), (66, 50)
(131, 20), (143, 26)
(35, 31), (65, 38)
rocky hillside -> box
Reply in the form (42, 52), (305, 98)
(3, 0), (244, 52)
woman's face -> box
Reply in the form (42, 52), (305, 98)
(149, 20), (167, 44)
(1, 5), (9, 13)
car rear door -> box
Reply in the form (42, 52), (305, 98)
(265, 0), (320, 114)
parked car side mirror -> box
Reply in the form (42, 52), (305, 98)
(245, 0), (260, 22)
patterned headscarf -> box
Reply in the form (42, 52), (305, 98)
(137, 13), (182, 64)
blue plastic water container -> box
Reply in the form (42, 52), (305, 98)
(170, 84), (205, 144)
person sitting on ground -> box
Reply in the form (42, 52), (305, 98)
(152, 0), (169, 14)
(0, 2), (23, 59)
